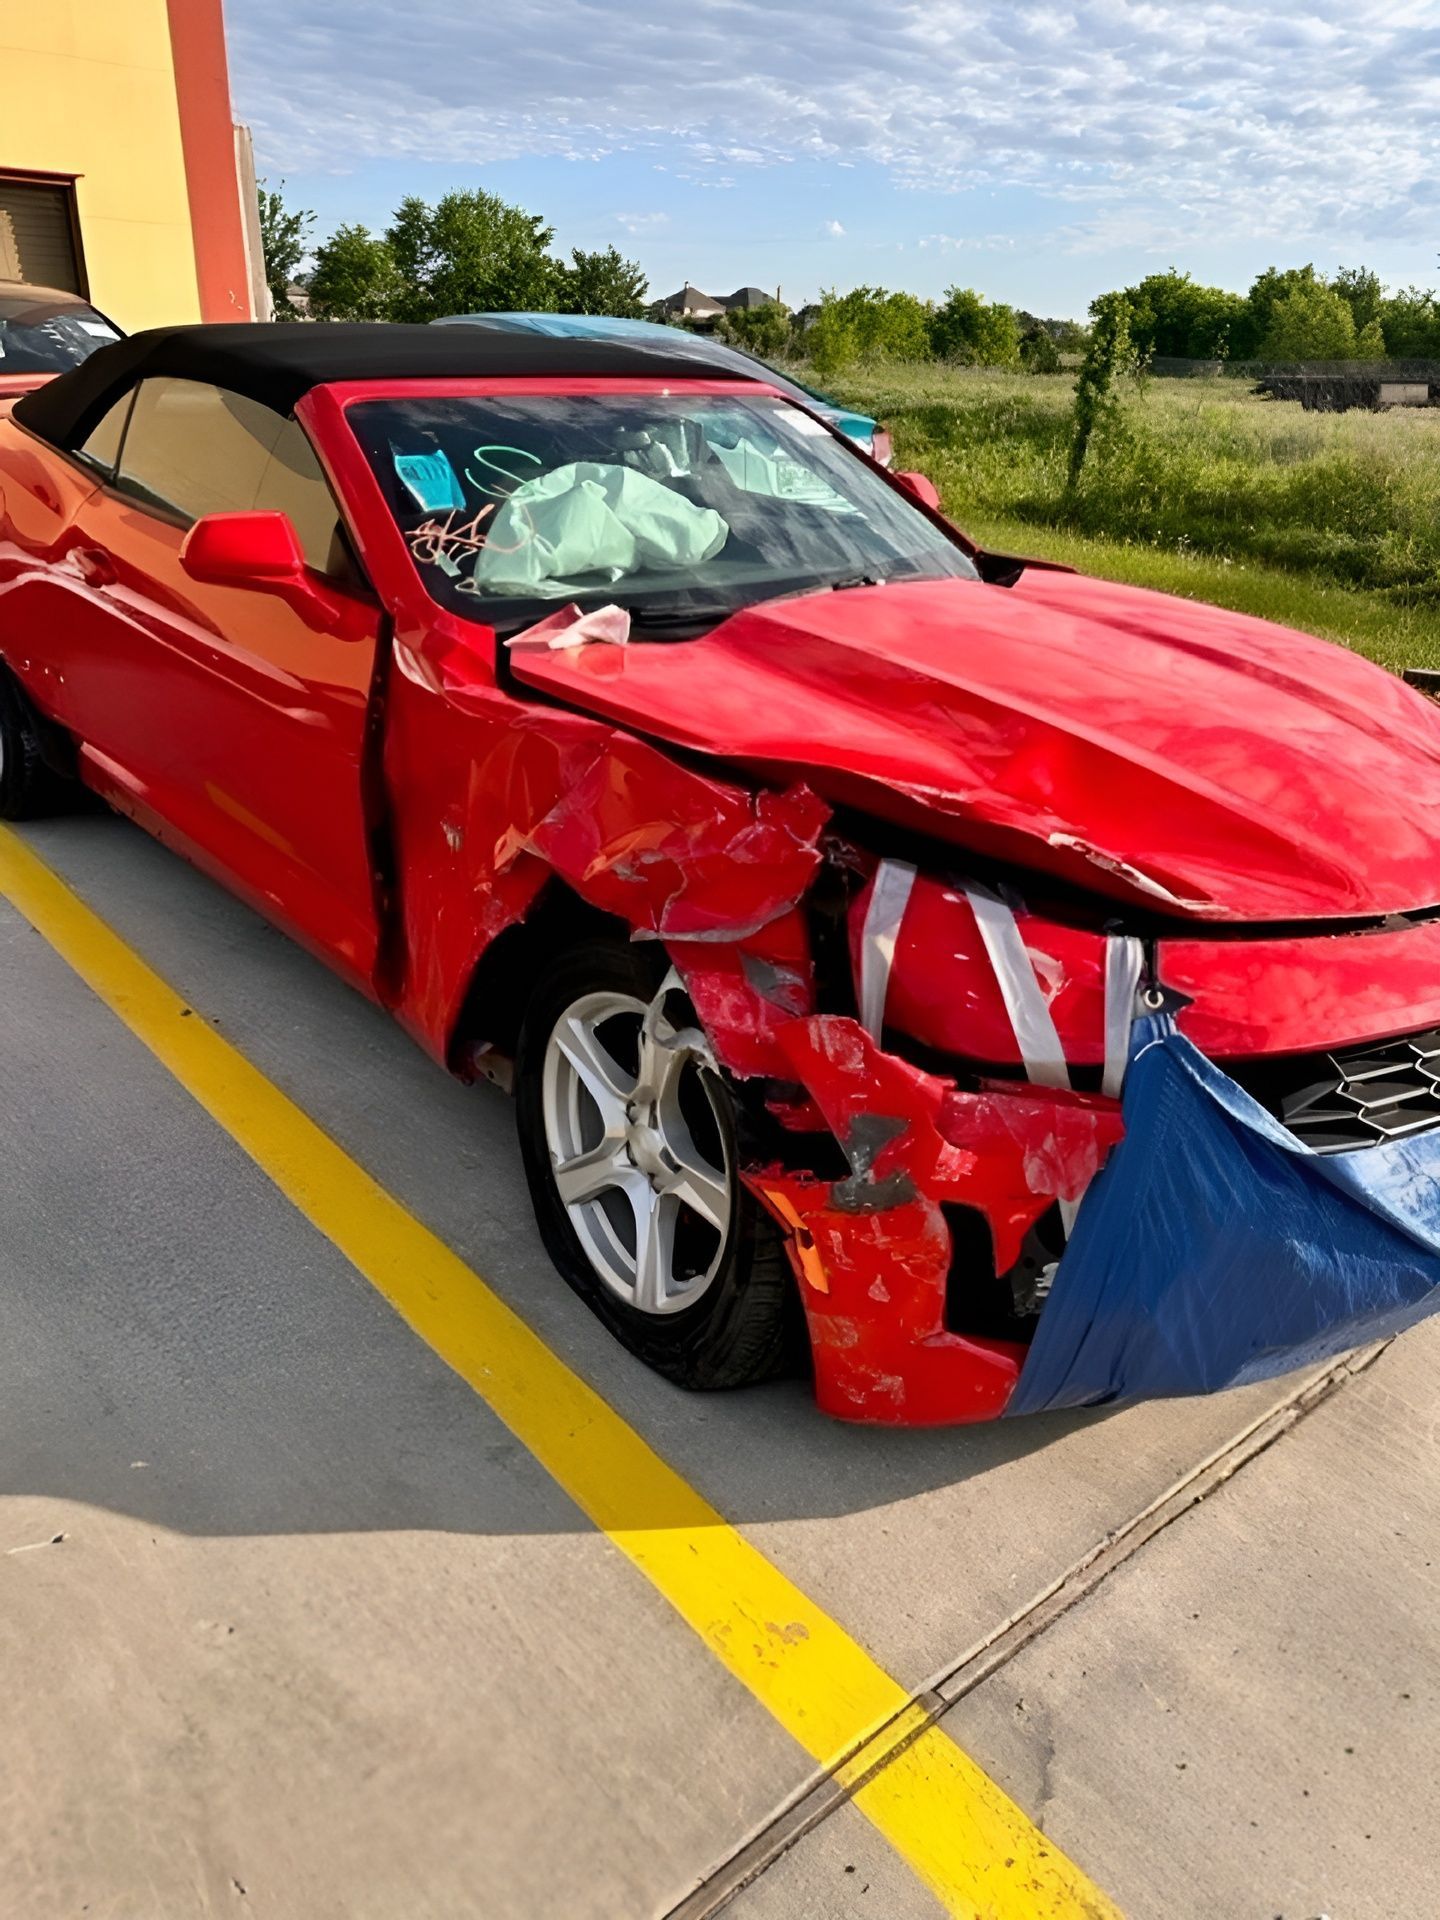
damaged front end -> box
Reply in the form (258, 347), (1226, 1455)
(670, 836), (1440, 1425)
(386, 615), (1440, 1422)
(384, 629), (1143, 1421)
(387, 632), (1440, 1423)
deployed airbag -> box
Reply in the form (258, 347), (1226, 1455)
(471, 461), (728, 594)
(708, 435), (855, 511)
(1006, 1015), (1440, 1414)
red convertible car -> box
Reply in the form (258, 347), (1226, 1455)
(4, 324), (1440, 1424)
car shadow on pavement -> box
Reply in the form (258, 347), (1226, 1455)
(0, 1186), (1113, 1545)
(1, 813), (1133, 1544)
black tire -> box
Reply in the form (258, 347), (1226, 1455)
(515, 936), (794, 1390)
(0, 671), (67, 821)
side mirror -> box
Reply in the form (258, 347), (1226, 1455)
(893, 470), (940, 511)
(180, 510), (307, 589)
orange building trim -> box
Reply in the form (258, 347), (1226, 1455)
(166, 0), (254, 320)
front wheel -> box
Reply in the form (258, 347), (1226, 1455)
(0, 672), (68, 821)
(515, 938), (792, 1390)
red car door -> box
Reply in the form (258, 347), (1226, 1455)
(53, 376), (382, 986)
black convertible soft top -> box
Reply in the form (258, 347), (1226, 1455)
(12, 321), (768, 451)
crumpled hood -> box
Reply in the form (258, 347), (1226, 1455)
(508, 571), (1440, 921)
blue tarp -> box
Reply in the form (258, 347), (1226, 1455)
(1006, 1014), (1440, 1415)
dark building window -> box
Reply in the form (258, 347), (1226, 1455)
(0, 175), (83, 294)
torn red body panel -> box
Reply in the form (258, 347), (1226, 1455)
(520, 745), (827, 942)
(667, 908), (817, 1083)
(750, 1172), (1025, 1424)
(378, 640), (828, 1057)
(850, 866), (1111, 1068)
(748, 1016), (1124, 1422)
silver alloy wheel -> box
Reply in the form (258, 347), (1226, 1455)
(541, 977), (734, 1315)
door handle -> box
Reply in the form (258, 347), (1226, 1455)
(72, 546), (117, 588)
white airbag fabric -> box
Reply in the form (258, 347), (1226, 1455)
(708, 436), (855, 511)
(472, 462), (728, 595)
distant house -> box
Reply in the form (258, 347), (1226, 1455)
(721, 286), (785, 312)
(654, 283), (727, 324)
(652, 282), (788, 329)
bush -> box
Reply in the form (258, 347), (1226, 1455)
(804, 287), (934, 377)
(929, 287), (1020, 366)
(558, 246), (648, 318)
(308, 224), (404, 321)
(1068, 292), (1137, 486)
(256, 180), (314, 322)
(717, 303), (791, 359)
(385, 190), (560, 323)
(1260, 282), (1363, 361)
(1019, 325), (1061, 373)
(1378, 287), (1440, 358)
(1121, 270), (1246, 360)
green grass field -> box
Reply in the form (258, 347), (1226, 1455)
(823, 364), (1440, 671)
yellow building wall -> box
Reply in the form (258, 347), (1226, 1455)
(0, 0), (201, 330)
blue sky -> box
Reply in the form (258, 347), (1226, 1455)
(225, 0), (1440, 319)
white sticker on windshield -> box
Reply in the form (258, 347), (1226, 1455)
(787, 413), (830, 436)
(78, 321), (118, 338)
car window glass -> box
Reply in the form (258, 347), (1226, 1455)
(75, 391), (134, 476)
(116, 377), (349, 577)
(0, 300), (121, 375)
(254, 426), (355, 580)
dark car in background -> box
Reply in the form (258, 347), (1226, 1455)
(0, 284), (124, 415)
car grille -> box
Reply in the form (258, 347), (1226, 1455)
(1231, 1030), (1440, 1154)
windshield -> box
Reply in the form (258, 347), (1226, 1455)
(350, 391), (974, 632)
(0, 296), (121, 375)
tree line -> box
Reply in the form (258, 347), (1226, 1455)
(781, 267), (1440, 375)
(257, 183), (650, 324)
(257, 181), (1440, 371)
(255, 180), (1081, 370)
(1117, 265), (1439, 363)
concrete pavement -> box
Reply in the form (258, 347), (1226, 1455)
(0, 809), (1434, 1917)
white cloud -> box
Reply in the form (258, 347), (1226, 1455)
(822, 218), (846, 237)
(228, 0), (1440, 246)
(615, 211), (670, 235)
(918, 232), (1017, 253)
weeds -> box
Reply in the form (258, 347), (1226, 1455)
(817, 361), (1440, 664)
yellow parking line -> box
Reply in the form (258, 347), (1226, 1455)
(0, 825), (1120, 1920)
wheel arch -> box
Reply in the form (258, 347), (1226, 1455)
(445, 879), (637, 1085)
(0, 655), (77, 783)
